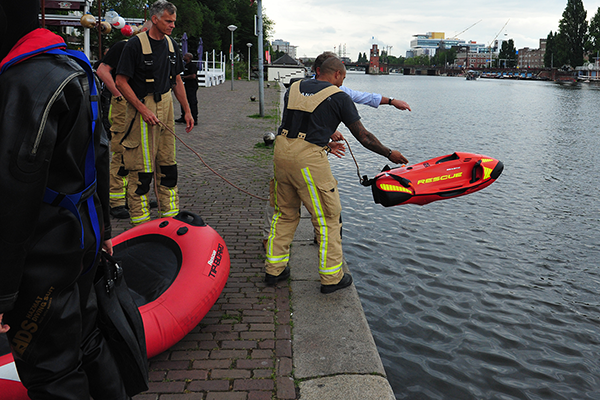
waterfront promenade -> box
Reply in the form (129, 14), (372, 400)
(111, 80), (394, 400)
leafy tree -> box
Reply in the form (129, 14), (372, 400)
(545, 31), (556, 68)
(431, 48), (456, 66)
(588, 7), (600, 60)
(404, 54), (430, 66)
(388, 55), (405, 66)
(356, 52), (368, 63)
(498, 39), (517, 68)
(558, 0), (588, 67)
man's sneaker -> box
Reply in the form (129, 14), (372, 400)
(320, 273), (353, 294)
(175, 117), (185, 123)
(264, 267), (290, 286)
(110, 205), (130, 219)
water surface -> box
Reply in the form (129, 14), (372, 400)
(333, 73), (600, 400)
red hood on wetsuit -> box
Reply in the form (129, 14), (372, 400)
(0, 28), (65, 74)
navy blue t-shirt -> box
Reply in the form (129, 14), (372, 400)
(279, 79), (360, 147)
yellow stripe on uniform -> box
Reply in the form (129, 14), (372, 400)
(301, 167), (333, 275)
(266, 177), (290, 264)
(140, 115), (153, 172)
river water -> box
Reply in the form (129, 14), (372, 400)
(332, 72), (600, 400)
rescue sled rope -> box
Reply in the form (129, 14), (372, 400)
(343, 138), (364, 184)
(158, 120), (269, 202)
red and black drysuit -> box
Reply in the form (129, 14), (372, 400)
(0, 28), (129, 399)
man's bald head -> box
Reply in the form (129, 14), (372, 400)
(320, 57), (345, 76)
(317, 57), (346, 87)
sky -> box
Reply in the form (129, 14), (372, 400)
(261, 0), (600, 60)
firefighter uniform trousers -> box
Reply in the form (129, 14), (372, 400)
(266, 135), (344, 285)
(122, 90), (178, 225)
(108, 95), (129, 208)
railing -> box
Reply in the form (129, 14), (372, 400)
(196, 50), (226, 87)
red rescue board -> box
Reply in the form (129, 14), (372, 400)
(368, 152), (504, 206)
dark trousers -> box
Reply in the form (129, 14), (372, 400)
(180, 83), (198, 121)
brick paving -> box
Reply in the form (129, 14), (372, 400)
(110, 81), (297, 400)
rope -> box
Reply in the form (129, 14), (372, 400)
(158, 120), (269, 201)
(343, 137), (364, 184)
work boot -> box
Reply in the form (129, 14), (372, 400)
(264, 267), (290, 286)
(321, 273), (353, 294)
(110, 205), (130, 219)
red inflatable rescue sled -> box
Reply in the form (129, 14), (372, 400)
(0, 211), (230, 398)
(365, 152), (503, 206)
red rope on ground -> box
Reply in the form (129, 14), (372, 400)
(158, 120), (269, 201)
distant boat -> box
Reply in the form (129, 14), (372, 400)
(465, 70), (478, 80)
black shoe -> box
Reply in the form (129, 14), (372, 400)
(175, 117), (185, 123)
(110, 205), (130, 219)
(321, 273), (353, 294)
(264, 267), (290, 286)
(149, 200), (158, 209)
(193, 120), (198, 125)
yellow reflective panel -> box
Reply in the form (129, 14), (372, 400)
(380, 184), (412, 193)
(483, 166), (493, 180)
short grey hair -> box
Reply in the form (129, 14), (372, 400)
(149, 0), (177, 19)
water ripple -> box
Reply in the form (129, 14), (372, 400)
(340, 74), (600, 399)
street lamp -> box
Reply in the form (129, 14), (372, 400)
(227, 24), (237, 90)
(246, 43), (253, 81)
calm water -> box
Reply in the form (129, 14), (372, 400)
(333, 73), (600, 400)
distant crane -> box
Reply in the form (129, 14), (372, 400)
(450, 20), (482, 40)
(487, 19), (510, 67)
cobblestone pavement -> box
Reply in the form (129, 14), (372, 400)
(110, 80), (297, 400)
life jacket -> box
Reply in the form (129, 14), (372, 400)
(0, 29), (102, 270)
(279, 80), (341, 140)
(137, 31), (177, 98)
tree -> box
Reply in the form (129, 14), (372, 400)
(588, 7), (600, 61)
(498, 39), (517, 68)
(431, 48), (456, 66)
(544, 31), (557, 68)
(404, 54), (430, 66)
(558, 0), (588, 67)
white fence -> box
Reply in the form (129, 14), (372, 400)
(197, 50), (226, 87)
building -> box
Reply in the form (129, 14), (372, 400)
(266, 53), (308, 86)
(271, 39), (297, 60)
(367, 44), (388, 74)
(408, 32), (467, 57)
(518, 39), (546, 69)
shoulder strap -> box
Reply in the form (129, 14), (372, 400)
(42, 49), (101, 271)
(138, 32), (156, 95)
(287, 81), (342, 113)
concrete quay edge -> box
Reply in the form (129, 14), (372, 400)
(289, 207), (395, 400)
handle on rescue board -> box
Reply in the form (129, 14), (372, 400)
(470, 160), (483, 184)
(174, 211), (206, 227)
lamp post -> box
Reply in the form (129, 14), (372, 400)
(246, 43), (253, 81)
(227, 24), (237, 90)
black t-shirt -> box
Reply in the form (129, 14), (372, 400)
(116, 34), (184, 99)
(100, 40), (127, 80)
(182, 61), (197, 85)
(279, 79), (361, 147)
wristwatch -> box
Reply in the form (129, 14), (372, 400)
(388, 97), (394, 105)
